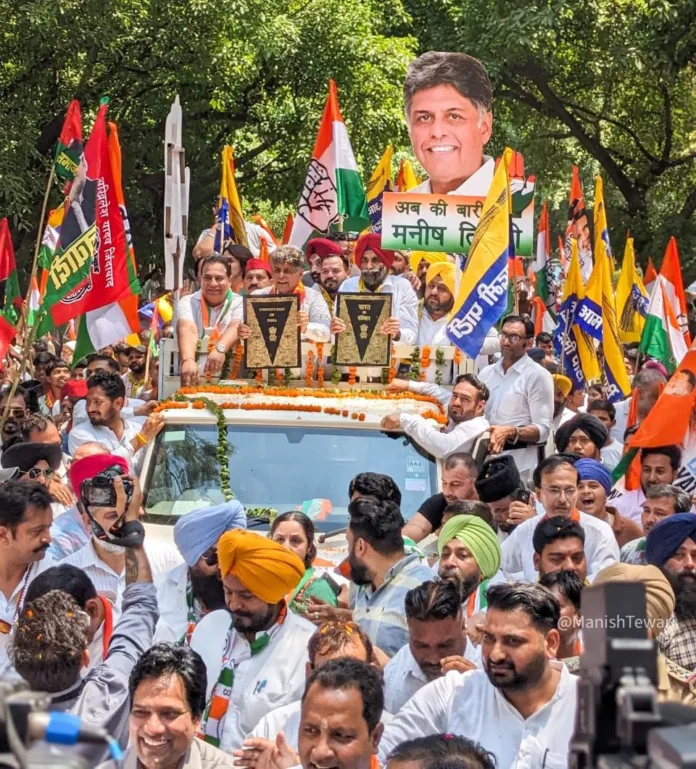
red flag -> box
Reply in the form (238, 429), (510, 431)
(0, 220), (20, 359)
(55, 100), (84, 187)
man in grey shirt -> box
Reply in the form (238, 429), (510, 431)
(12, 475), (159, 765)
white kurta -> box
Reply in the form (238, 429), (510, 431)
(177, 290), (243, 339)
(379, 663), (578, 769)
(153, 562), (188, 643)
(190, 608), (316, 753)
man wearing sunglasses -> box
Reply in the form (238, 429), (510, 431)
(1, 441), (63, 501)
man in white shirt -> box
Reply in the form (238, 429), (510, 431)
(334, 233), (419, 345)
(68, 371), (162, 474)
(379, 582), (578, 769)
(586, 399), (624, 470)
(240, 246), (331, 344)
(155, 500), (247, 644)
(501, 455), (619, 583)
(178, 255), (244, 386)
(532, 517), (588, 582)
(551, 374), (576, 430)
(381, 374), (489, 459)
(0, 480), (54, 679)
(61, 453), (182, 606)
(191, 530), (314, 753)
(478, 315), (554, 480)
(384, 579), (479, 714)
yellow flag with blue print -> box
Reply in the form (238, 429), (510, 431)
(214, 145), (248, 252)
(446, 149), (512, 358)
(598, 240), (631, 401)
(616, 237), (647, 343)
(366, 145), (393, 232)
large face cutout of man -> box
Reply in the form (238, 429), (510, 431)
(405, 53), (493, 194)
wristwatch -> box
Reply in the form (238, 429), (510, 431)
(215, 343), (226, 354)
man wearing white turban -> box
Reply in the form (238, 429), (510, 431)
(154, 501), (247, 644)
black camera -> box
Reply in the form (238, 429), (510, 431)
(80, 465), (133, 509)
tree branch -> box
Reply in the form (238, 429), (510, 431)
(680, 187), (696, 220)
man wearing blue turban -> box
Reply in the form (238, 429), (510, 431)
(154, 501), (247, 644)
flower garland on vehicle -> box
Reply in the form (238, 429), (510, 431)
(229, 342), (244, 380)
(420, 346), (431, 381)
(305, 350), (315, 387)
(316, 344), (325, 387)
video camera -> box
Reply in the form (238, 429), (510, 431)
(0, 681), (122, 768)
(570, 581), (696, 769)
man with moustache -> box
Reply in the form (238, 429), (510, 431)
(646, 513), (696, 672)
(190, 530), (315, 753)
(243, 259), (272, 294)
(155, 501), (248, 644)
(381, 373), (490, 459)
(123, 344), (147, 398)
(305, 238), (349, 308)
(378, 583), (577, 769)
(0, 480), (54, 679)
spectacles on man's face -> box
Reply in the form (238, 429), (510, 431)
(500, 332), (528, 344)
(7, 408), (26, 419)
(23, 467), (55, 481)
(541, 486), (577, 499)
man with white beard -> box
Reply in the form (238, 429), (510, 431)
(61, 453), (182, 608)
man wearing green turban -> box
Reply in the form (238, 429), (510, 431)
(438, 515), (502, 615)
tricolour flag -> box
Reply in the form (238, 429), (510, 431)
(534, 201), (551, 303)
(54, 100), (83, 183)
(597, 240), (631, 402)
(36, 100), (132, 339)
(644, 257), (658, 295)
(564, 165), (593, 281)
(0, 219), (22, 358)
(365, 145), (393, 232)
(214, 146), (248, 252)
(73, 120), (141, 359)
(639, 274), (688, 374)
(553, 240), (589, 390)
(290, 80), (368, 248)
(616, 237), (647, 343)
(26, 275), (41, 328)
(396, 158), (421, 192)
(659, 237), (690, 345)
(446, 148), (512, 358)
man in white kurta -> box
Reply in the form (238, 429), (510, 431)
(191, 530), (315, 754)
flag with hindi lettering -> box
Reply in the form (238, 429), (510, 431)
(571, 241), (602, 384)
(553, 241), (588, 390)
(365, 145), (393, 232)
(564, 165), (593, 281)
(54, 100), (83, 184)
(73, 120), (141, 360)
(36, 100), (132, 338)
(0, 219), (22, 357)
(639, 274), (688, 374)
(289, 80), (368, 248)
(396, 158), (421, 192)
(659, 237), (690, 345)
(214, 146), (248, 253)
(446, 148), (512, 358)
(616, 237), (647, 343)
(597, 241), (631, 401)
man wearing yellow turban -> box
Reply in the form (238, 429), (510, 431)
(409, 251), (449, 297)
(190, 530), (316, 754)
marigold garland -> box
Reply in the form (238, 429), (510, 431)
(348, 367), (357, 386)
(305, 351), (315, 387)
(453, 348), (462, 366)
(422, 409), (448, 425)
(316, 344), (325, 387)
(255, 369), (264, 384)
(387, 345), (397, 384)
(420, 345), (431, 381)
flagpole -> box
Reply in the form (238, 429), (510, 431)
(0, 165), (56, 434)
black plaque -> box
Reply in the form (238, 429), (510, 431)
(244, 295), (301, 369)
(334, 293), (392, 367)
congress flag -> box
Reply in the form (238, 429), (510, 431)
(214, 146), (248, 252)
(289, 80), (368, 248)
(639, 274), (688, 374)
(644, 257), (658, 295)
(365, 145), (393, 232)
(659, 237), (690, 345)
(616, 237), (647, 343)
(446, 148), (512, 358)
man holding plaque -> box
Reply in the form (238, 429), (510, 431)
(306, 238), (350, 309)
(333, 233), (419, 344)
(404, 52), (494, 198)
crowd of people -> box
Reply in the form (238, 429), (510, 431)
(1, 49), (695, 769)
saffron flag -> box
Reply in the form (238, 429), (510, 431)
(639, 274), (688, 374)
(446, 148), (512, 358)
(597, 241), (631, 402)
(553, 241), (588, 390)
(564, 166), (593, 281)
(73, 120), (141, 359)
(281, 213), (294, 245)
(365, 145), (393, 232)
(616, 237), (648, 343)
(54, 100), (83, 183)
(214, 146), (248, 252)
(36, 100), (131, 337)
(0, 219), (22, 358)
(644, 257), (658, 295)
(290, 80), (368, 248)
(252, 216), (279, 246)
(396, 159), (421, 192)
(659, 237), (690, 344)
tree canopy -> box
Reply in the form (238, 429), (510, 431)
(1, 0), (695, 282)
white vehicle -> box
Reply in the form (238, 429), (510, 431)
(140, 338), (476, 545)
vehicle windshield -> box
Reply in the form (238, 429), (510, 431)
(143, 423), (438, 531)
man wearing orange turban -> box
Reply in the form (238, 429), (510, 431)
(332, 233), (419, 345)
(190, 530), (316, 754)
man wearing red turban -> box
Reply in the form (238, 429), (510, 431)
(331, 233), (419, 344)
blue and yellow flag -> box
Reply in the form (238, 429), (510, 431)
(365, 145), (393, 232)
(446, 148), (512, 358)
(214, 146), (247, 252)
(575, 253), (603, 343)
(594, 175), (611, 263)
(598, 240), (631, 402)
(616, 237), (647, 343)
(553, 241), (587, 389)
